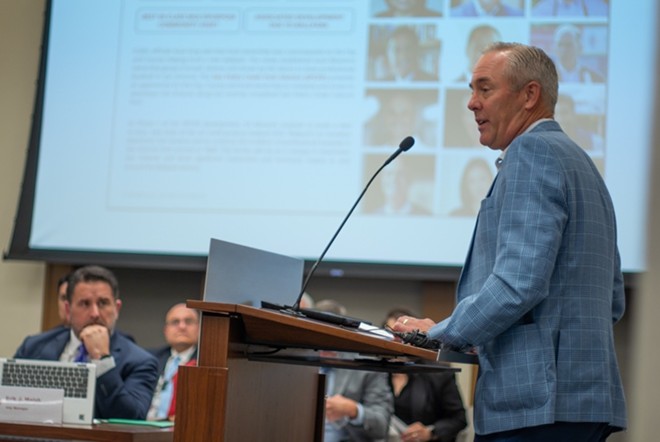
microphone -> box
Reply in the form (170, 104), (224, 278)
(290, 136), (415, 311)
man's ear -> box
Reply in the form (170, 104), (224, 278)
(523, 81), (542, 110)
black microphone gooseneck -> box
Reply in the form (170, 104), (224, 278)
(291, 136), (415, 311)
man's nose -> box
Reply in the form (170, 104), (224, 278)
(467, 93), (479, 111)
(89, 304), (100, 317)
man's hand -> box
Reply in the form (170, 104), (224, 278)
(79, 324), (111, 360)
(391, 316), (436, 333)
(401, 421), (433, 442)
(325, 394), (358, 422)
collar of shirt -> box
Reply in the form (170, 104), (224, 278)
(498, 118), (553, 166)
(525, 118), (553, 134)
(60, 330), (84, 362)
(170, 345), (196, 365)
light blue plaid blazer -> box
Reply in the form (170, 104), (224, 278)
(430, 120), (627, 435)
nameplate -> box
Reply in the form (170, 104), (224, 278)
(0, 386), (64, 424)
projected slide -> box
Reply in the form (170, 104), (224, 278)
(18, 0), (652, 273)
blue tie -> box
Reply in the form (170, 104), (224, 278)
(74, 344), (88, 363)
(156, 355), (181, 419)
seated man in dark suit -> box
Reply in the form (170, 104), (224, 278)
(14, 265), (158, 420)
(147, 302), (199, 421)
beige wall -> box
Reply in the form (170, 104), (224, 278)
(0, 0), (46, 357)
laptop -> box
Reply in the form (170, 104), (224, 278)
(202, 238), (370, 328)
(0, 358), (96, 424)
(203, 238), (305, 308)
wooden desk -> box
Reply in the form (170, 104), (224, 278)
(0, 421), (173, 442)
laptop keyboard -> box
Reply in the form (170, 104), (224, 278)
(1, 362), (90, 398)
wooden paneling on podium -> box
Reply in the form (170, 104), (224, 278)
(174, 301), (456, 442)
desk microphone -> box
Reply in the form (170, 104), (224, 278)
(290, 136), (415, 311)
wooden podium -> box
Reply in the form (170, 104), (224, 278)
(174, 301), (455, 442)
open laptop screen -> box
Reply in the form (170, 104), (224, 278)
(202, 238), (304, 308)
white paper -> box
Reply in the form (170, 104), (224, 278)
(357, 323), (395, 340)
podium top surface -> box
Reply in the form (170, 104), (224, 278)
(187, 300), (442, 362)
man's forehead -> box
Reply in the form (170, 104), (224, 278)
(72, 281), (113, 297)
(167, 305), (197, 318)
(470, 53), (507, 85)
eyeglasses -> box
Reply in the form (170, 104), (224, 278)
(165, 318), (198, 327)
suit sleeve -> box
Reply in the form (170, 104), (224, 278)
(14, 339), (29, 359)
(94, 348), (159, 419)
(13, 328), (66, 361)
(430, 137), (567, 348)
(347, 372), (394, 439)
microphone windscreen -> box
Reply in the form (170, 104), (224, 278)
(399, 136), (415, 151)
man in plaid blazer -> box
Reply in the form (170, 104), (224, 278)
(393, 42), (626, 441)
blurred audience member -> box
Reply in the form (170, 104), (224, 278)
(317, 300), (394, 441)
(300, 292), (315, 309)
(147, 303), (200, 421)
(56, 272), (71, 327)
(384, 308), (467, 441)
(15, 265), (158, 419)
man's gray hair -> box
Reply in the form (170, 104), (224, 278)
(484, 42), (558, 114)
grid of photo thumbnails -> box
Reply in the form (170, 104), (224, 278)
(360, 0), (609, 218)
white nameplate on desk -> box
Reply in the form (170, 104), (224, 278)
(0, 386), (64, 424)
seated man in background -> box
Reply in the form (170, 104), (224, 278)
(315, 300), (394, 442)
(300, 291), (315, 309)
(55, 272), (71, 328)
(147, 302), (199, 421)
(14, 265), (158, 420)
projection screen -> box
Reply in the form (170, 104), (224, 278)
(5, 0), (655, 277)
